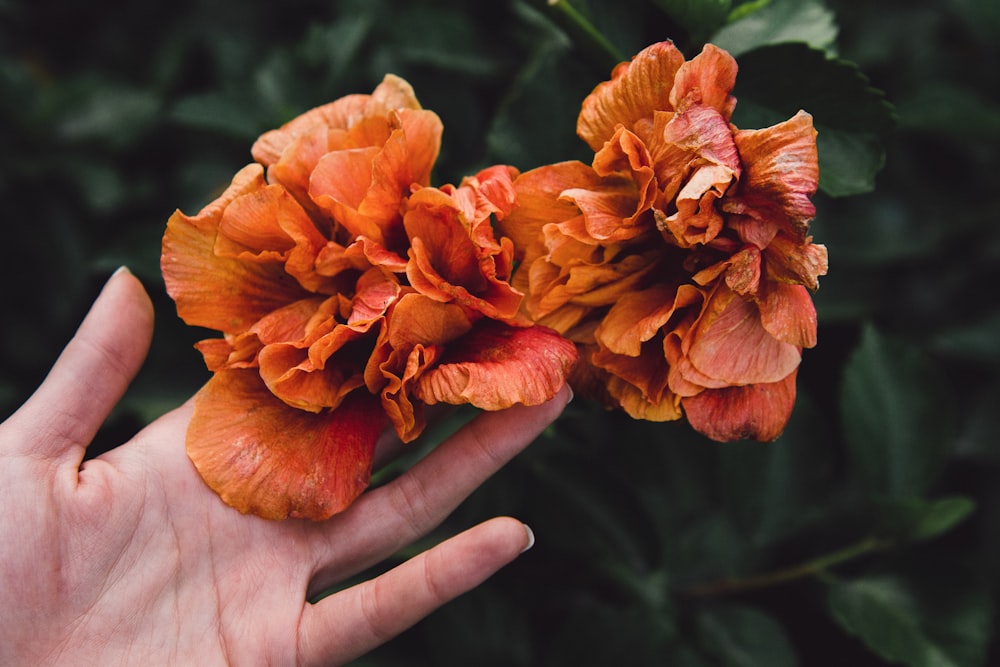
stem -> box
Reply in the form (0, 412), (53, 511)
(681, 536), (890, 598)
(546, 0), (624, 67)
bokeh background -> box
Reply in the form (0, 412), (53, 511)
(2, 0), (999, 664)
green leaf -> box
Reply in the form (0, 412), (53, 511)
(840, 324), (955, 499)
(697, 604), (799, 667)
(827, 576), (954, 667)
(731, 42), (896, 197)
(876, 496), (977, 544)
(711, 0), (837, 57)
(826, 573), (992, 667)
(726, 0), (772, 23)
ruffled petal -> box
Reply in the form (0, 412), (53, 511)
(195, 332), (261, 371)
(661, 163), (733, 247)
(309, 108), (443, 255)
(561, 178), (648, 244)
(726, 111), (819, 240)
(606, 374), (683, 421)
(161, 164), (311, 333)
(592, 342), (672, 411)
(257, 334), (367, 412)
(498, 161), (600, 265)
(662, 103), (740, 170)
(309, 146), (383, 239)
(682, 370), (798, 442)
(683, 286), (801, 386)
(530, 247), (660, 320)
(578, 41), (686, 151)
(668, 44), (738, 119)
(758, 282), (818, 349)
(595, 283), (703, 356)
(251, 74), (422, 166)
(414, 322), (577, 409)
(592, 126), (657, 228)
(764, 234), (828, 291)
(186, 370), (385, 520)
(386, 292), (476, 350)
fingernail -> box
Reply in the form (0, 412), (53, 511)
(520, 523), (535, 553)
(566, 384), (574, 404)
(112, 265), (133, 278)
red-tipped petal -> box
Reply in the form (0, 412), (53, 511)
(682, 370), (798, 442)
(414, 322), (577, 409)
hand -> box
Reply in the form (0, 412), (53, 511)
(0, 268), (569, 666)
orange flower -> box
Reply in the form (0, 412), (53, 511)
(498, 42), (827, 442)
(162, 75), (576, 519)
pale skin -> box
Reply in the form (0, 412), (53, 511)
(0, 268), (570, 666)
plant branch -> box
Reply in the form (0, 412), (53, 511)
(680, 536), (891, 598)
(545, 0), (624, 68)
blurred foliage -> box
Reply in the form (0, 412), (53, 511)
(2, 0), (998, 665)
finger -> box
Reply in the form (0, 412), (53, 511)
(3, 267), (154, 462)
(308, 385), (569, 591)
(298, 516), (533, 667)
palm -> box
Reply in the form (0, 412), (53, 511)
(0, 270), (567, 666)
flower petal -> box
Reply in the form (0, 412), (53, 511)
(310, 108), (443, 255)
(682, 370), (798, 442)
(606, 374), (683, 421)
(683, 286), (801, 386)
(595, 283), (703, 356)
(404, 187), (523, 320)
(186, 370), (385, 520)
(764, 234), (828, 291)
(258, 335), (367, 412)
(592, 342), (672, 413)
(726, 111), (819, 240)
(758, 282), (818, 349)
(499, 161), (599, 259)
(251, 74), (422, 166)
(668, 44), (738, 119)
(662, 103), (740, 170)
(563, 176), (650, 244)
(161, 164), (311, 333)
(578, 41), (686, 151)
(414, 322), (577, 409)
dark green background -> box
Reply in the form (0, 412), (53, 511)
(2, 0), (998, 664)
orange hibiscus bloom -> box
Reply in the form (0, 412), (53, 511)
(498, 41), (827, 442)
(162, 75), (576, 520)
